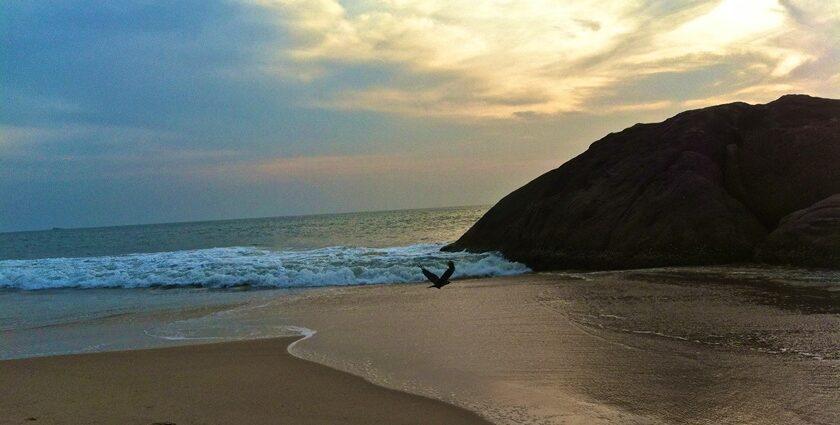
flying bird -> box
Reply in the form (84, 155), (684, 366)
(420, 261), (455, 289)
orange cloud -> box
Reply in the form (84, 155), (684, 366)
(255, 0), (840, 118)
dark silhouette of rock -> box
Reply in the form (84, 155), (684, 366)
(444, 95), (840, 270)
(757, 194), (840, 268)
(733, 96), (840, 227)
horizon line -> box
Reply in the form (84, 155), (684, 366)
(0, 204), (491, 235)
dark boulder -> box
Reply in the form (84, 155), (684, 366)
(757, 194), (840, 268)
(734, 95), (840, 227)
(445, 95), (840, 270)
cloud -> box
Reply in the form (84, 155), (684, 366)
(256, 0), (840, 118)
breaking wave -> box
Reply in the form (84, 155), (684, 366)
(0, 243), (529, 290)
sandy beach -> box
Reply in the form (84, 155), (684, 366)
(0, 337), (489, 425)
(2, 269), (838, 425)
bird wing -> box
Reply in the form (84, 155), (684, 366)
(440, 262), (455, 282)
(421, 268), (440, 284)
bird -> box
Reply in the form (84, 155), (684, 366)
(420, 261), (455, 289)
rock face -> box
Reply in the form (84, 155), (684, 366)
(758, 194), (840, 268)
(444, 95), (840, 270)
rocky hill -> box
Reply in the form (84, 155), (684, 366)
(444, 95), (840, 269)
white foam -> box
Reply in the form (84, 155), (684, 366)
(142, 329), (234, 341)
(0, 243), (530, 290)
(285, 325), (317, 353)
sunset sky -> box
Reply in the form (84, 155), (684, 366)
(2, 0), (839, 231)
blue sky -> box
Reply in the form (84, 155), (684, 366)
(2, 0), (838, 231)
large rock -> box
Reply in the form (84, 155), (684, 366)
(757, 194), (840, 268)
(445, 95), (840, 270)
(734, 96), (840, 227)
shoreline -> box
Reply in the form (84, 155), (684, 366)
(0, 336), (491, 425)
(2, 270), (838, 424)
(273, 272), (840, 424)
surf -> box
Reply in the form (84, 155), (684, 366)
(0, 243), (529, 290)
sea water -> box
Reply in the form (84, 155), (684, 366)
(0, 206), (530, 358)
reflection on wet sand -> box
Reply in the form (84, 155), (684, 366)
(264, 272), (839, 425)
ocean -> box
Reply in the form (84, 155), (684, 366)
(0, 206), (529, 290)
(0, 206), (530, 358)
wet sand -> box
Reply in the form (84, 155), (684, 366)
(0, 337), (490, 425)
(266, 271), (839, 424)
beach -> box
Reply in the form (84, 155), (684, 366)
(5, 2), (840, 424)
(0, 337), (489, 425)
(3, 269), (838, 424)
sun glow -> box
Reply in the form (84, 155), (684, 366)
(255, 0), (838, 118)
(667, 0), (786, 49)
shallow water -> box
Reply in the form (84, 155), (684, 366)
(0, 288), (283, 359)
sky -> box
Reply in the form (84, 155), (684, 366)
(1, 0), (838, 232)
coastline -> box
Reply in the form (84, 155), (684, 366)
(0, 337), (491, 425)
(3, 269), (838, 424)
